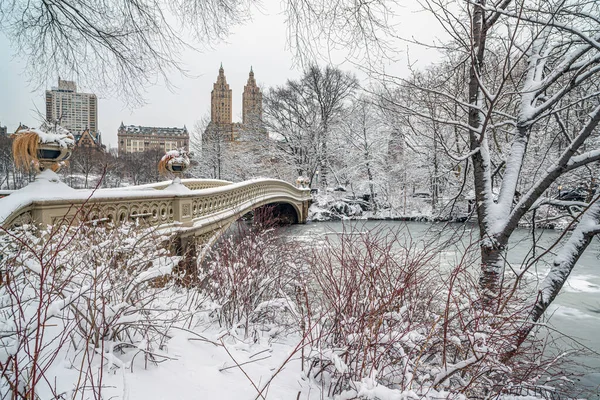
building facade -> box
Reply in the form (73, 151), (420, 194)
(117, 123), (189, 154)
(45, 79), (98, 138)
(206, 65), (263, 143)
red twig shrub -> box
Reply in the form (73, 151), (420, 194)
(0, 222), (192, 399)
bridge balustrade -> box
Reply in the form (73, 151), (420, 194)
(1, 178), (312, 235)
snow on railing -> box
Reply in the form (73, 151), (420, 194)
(100, 178), (233, 191)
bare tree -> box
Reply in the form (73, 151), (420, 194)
(0, 135), (12, 190)
(341, 96), (388, 210)
(0, 0), (253, 103)
(196, 119), (230, 180)
(302, 65), (358, 189)
(263, 65), (357, 188)
(263, 79), (321, 184)
(374, 0), (600, 348)
(283, 0), (400, 66)
(1, 0), (389, 104)
(70, 146), (102, 188)
(119, 149), (163, 185)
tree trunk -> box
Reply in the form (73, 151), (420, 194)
(319, 135), (328, 189)
(466, 0), (506, 310)
(432, 134), (439, 212)
(366, 161), (376, 212)
(479, 238), (507, 311)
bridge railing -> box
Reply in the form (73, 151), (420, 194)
(0, 178), (233, 199)
(0, 178), (311, 231)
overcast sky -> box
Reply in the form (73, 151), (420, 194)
(0, 0), (443, 148)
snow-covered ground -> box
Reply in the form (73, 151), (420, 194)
(1, 220), (589, 399)
(33, 298), (552, 400)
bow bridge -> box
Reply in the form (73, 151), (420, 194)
(0, 172), (312, 254)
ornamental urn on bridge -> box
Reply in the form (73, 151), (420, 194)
(158, 149), (190, 181)
(11, 123), (75, 172)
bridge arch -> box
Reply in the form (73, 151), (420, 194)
(251, 201), (302, 225)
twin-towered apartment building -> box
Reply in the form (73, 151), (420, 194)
(206, 65), (263, 142)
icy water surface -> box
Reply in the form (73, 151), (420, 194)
(283, 220), (600, 395)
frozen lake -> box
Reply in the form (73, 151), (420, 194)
(283, 220), (600, 394)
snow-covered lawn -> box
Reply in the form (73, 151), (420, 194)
(100, 307), (313, 400)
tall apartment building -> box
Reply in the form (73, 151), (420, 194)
(211, 64), (233, 125)
(206, 65), (263, 142)
(117, 124), (189, 154)
(242, 67), (262, 125)
(45, 79), (98, 136)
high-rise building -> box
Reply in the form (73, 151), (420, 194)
(45, 79), (98, 137)
(242, 67), (262, 125)
(117, 123), (189, 154)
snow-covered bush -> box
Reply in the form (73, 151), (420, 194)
(0, 222), (188, 399)
(197, 222), (586, 398)
(199, 222), (300, 339)
(296, 225), (584, 398)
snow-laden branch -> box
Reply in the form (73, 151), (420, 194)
(565, 148), (600, 172)
(530, 198), (588, 210)
(492, 34), (550, 228)
(378, 96), (479, 134)
(433, 355), (482, 387)
(437, 139), (480, 162)
(401, 79), (481, 112)
(531, 193), (600, 323)
(524, 61), (600, 124)
(502, 104), (600, 236)
(527, 89), (600, 125)
(473, 3), (600, 52)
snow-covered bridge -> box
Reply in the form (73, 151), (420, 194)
(0, 172), (311, 243)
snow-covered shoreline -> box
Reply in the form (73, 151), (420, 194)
(307, 192), (571, 230)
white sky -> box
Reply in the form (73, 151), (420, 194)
(0, 0), (444, 148)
